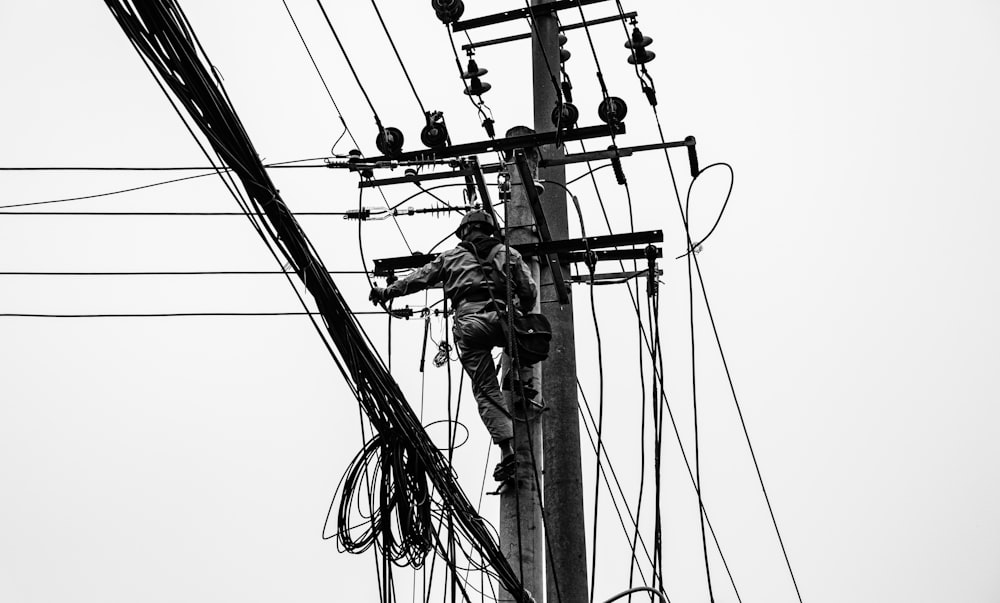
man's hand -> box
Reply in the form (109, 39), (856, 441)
(369, 286), (388, 306)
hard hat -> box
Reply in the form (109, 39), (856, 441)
(456, 210), (497, 236)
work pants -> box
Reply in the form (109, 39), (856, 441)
(453, 309), (537, 444)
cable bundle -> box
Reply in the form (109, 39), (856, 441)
(103, 2), (533, 600)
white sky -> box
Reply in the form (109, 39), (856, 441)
(2, 1), (999, 602)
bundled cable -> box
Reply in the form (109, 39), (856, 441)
(103, 2), (533, 601)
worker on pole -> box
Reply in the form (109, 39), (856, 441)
(369, 210), (539, 481)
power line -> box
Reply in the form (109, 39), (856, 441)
(0, 172), (221, 210)
(370, 0), (426, 116)
(315, 0), (385, 131)
(0, 163), (329, 171)
(0, 211), (353, 216)
(280, 0), (359, 152)
(0, 311), (396, 318)
(0, 270), (369, 276)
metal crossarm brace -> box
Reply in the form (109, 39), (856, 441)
(358, 167), (473, 188)
(538, 138), (695, 167)
(514, 149), (569, 304)
(352, 123), (623, 165)
(461, 12), (637, 52)
(515, 229), (662, 256)
(372, 230), (663, 276)
(452, 0), (607, 31)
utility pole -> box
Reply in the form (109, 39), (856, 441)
(499, 127), (545, 603)
(531, 3), (590, 603)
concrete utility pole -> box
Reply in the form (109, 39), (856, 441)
(532, 2), (590, 602)
(500, 127), (545, 603)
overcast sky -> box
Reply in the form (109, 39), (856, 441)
(2, 2), (999, 602)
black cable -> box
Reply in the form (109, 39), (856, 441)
(691, 255), (805, 603)
(0, 172), (219, 209)
(567, 162), (612, 184)
(520, 0), (563, 103)
(0, 311), (394, 318)
(370, 0), (426, 116)
(282, 0), (412, 253)
(0, 211), (354, 216)
(280, 0), (358, 153)
(575, 381), (655, 576)
(0, 270), (368, 275)
(104, 5), (532, 599)
(315, 0), (385, 131)
(0, 158), (333, 171)
(675, 163), (734, 259)
(568, 1), (613, 104)
(686, 217), (716, 603)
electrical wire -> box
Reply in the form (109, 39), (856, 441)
(0, 172), (220, 209)
(315, 0), (384, 133)
(303, 0), (413, 252)
(0, 158), (333, 170)
(0, 270), (368, 275)
(0, 311), (394, 318)
(102, 4), (534, 600)
(0, 211), (353, 216)
(370, 0), (426, 116)
(280, 0), (358, 153)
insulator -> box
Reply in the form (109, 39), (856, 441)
(597, 96), (628, 125)
(608, 145), (627, 185)
(347, 148), (373, 179)
(627, 48), (656, 65)
(551, 102), (579, 129)
(558, 32), (571, 63)
(431, 0), (464, 24)
(463, 77), (491, 96)
(461, 58), (488, 79)
(375, 126), (404, 156)
(625, 26), (655, 65)
(420, 111), (449, 148)
(624, 26), (653, 50)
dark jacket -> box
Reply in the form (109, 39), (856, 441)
(384, 235), (537, 315)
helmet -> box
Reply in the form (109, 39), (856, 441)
(456, 210), (497, 237)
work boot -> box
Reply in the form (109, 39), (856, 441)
(492, 453), (516, 482)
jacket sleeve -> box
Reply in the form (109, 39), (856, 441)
(384, 253), (446, 299)
(505, 249), (538, 313)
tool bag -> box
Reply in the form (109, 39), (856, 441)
(499, 311), (551, 366)
(468, 241), (552, 366)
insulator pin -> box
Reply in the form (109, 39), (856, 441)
(420, 111), (450, 149)
(597, 96), (628, 125)
(551, 102), (579, 129)
(375, 127), (404, 156)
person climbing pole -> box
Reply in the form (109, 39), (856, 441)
(369, 209), (538, 482)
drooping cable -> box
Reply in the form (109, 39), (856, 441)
(101, 3), (535, 600)
(280, 0), (358, 152)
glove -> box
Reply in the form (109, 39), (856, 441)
(369, 286), (388, 306)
